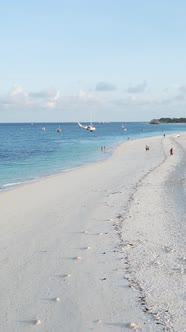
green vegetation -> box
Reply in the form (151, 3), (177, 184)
(159, 117), (186, 123)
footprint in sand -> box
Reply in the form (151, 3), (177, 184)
(163, 246), (176, 253)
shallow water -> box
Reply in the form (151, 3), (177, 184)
(0, 122), (185, 190)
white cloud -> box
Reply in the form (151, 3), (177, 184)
(0, 84), (186, 116)
(41, 89), (61, 109)
(9, 85), (28, 106)
(0, 86), (102, 112)
(0, 85), (29, 108)
(9, 85), (28, 97)
(53, 90), (60, 101)
(3, 86), (62, 110)
(78, 89), (101, 106)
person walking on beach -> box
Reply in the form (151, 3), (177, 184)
(170, 148), (173, 155)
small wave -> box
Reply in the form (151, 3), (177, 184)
(2, 182), (23, 187)
(1, 177), (40, 191)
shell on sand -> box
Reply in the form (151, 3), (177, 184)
(127, 242), (134, 247)
(128, 283), (137, 289)
(86, 246), (91, 250)
(75, 256), (82, 260)
(34, 320), (42, 326)
(55, 297), (61, 302)
(129, 322), (141, 329)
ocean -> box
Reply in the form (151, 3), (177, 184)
(0, 122), (185, 191)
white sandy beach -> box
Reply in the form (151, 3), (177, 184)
(0, 133), (185, 332)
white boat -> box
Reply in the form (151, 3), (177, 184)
(57, 125), (62, 133)
(41, 127), (46, 131)
(122, 123), (127, 131)
(78, 122), (96, 132)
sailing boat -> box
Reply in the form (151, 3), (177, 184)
(78, 122), (96, 132)
(122, 122), (127, 131)
(57, 125), (62, 132)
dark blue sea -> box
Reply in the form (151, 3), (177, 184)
(0, 122), (185, 191)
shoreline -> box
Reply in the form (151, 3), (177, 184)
(0, 133), (185, 331)
(0, 132), (180, 195)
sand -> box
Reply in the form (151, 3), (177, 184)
(0, 133), (185, 332)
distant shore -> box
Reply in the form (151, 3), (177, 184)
(0, 133), (185, 331)
(150, 117), (186, 123)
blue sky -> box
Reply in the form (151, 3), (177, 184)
(0, 0), (186, 122)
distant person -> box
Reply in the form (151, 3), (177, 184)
(163, 133), (165, 138)
(145, 145), (149, 151)
(170, 148), (173, 155)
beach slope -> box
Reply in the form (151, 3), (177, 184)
(0, 134), (185, 331)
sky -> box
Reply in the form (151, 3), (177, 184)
(0, 0), (186, 122)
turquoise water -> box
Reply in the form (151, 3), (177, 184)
(0, 122), (185, 190)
